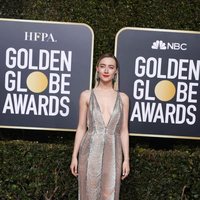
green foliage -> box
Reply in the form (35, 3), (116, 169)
(0, 0), (199, 66)
(0, 140), (77, 200)
(1, 141), (200, 199)
(0, 0), (199, 84)
(128, 147), (200, 200)
(0, 0), (200, 199)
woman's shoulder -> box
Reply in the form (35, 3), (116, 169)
(81, 89), (91, 96)
(80, 89), (93, 102)
(119, 91), (129, 104)
(119, 91), (129, 99)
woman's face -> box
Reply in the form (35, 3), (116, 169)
(96, 57), (117, 83)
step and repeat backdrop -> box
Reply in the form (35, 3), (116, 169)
(0, 19), (93, 131)
(0, 19), (199, 139)
(115, 28), (200, 139)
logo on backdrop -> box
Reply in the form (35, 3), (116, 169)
(24, 32), (57, 42)
(115, 28), (200, 139)
(0, 19), (93, 130)
(3, 47), (72, 117)
(151, 40), (187, 50)
(131, 56), (198, 125)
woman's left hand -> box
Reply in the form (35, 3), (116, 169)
(121, 160), (130, 180)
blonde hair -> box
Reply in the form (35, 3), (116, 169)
(94, 53), (119, 90)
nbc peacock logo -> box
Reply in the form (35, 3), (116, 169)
(151, 40), (166, 50)
(151, 40), (187, 51)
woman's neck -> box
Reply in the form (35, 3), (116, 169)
(96, 81), (114, 90)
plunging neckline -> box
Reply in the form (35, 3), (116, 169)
(92, 89), (118, 128)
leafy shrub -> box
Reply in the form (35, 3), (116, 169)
(1, 141), (200, 199)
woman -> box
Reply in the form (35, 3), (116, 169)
(70, 53), (130, 200)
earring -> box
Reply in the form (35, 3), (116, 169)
(112, 73), (117, 83)
(96, 72), (100, 81)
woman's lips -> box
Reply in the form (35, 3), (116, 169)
(102, 74), (110, 77)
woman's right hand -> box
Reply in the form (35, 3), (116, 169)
(70, 157), (78, 177)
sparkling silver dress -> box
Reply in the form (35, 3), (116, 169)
(78, 89), (123, 200)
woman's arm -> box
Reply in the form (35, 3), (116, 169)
(70, 90), (90, 176)
(120, 92), (130, 180)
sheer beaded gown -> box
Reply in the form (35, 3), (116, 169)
(78, 89), (123, 200)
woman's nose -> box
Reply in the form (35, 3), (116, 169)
(104, 67), (108, 73)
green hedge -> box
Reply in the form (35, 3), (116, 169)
(1, 140), (200, 199)
(0, 0), (200, 65)
(0, 140), (77, 200)
(0, 1), (200, 199)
